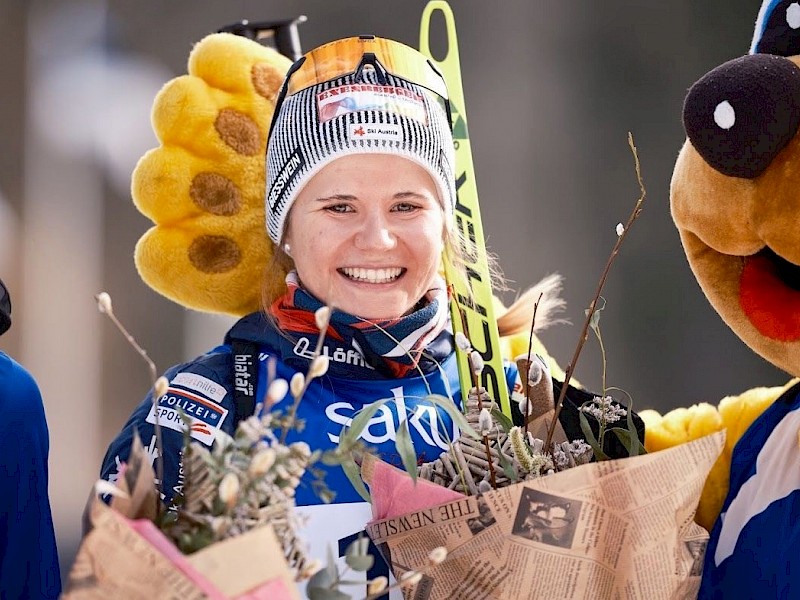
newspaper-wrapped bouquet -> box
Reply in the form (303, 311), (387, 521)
(358, 389), (724, 600)
(63, 392), (323, 600)
(339, 137), (727, 600)
(63, 295), (382, 600)
(63, 426), (304, 599)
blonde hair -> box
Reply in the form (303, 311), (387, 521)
(444, 222), (566, 337)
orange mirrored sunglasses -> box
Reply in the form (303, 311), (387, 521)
(268, 35), (452, 138)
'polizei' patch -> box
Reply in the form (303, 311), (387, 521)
(146, 372), (228, 445)
(348, 122), (403, 143)
(317, 83), (427, 125)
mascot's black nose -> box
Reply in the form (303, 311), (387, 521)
(683, 53), (800, 178)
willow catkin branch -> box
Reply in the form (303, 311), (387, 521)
(96, 294), (165, 505)
(545, 133), (646, 452)
(524, 294), (543, 440)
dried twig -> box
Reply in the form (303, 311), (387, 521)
(544, 133), (646, 452)
(95, 292), (165, 505)
(524, 293), (544, 439)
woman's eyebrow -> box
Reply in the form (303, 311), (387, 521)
(315, 194), (357, 202)
(393, 191), (427, 200)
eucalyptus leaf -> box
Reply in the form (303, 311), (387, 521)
(585, 297), (606, 334)
(395, 419), (419, 483)
(497, 447), (519, 482)
(307, 586), (351, 600)
(326, 544), (338, 580)
(424, 394), (479, 439)
(579, 409), (608, 461)
(308, 564), (334, 590)
(624, 398), (646, 456)
(490, 406), (514, 433)
(345, 535), (368, 558)
(610, 428), (636, 456)
(341, 458), (371, 503)
(345, 553), (375, 572)
(341, 399), (391, 447)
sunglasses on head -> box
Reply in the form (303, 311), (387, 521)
(267, 35), (453, 141)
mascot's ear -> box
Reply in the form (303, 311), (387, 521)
(751, 0), (800, 55)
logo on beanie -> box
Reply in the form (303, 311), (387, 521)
(268, 149), (305, 211)
(317, 84), (427, 125)
(348, 122), (403, 143)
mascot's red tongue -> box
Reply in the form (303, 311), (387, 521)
(740, 252), (800, 341)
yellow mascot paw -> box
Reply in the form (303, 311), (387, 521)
(642, 378), (797, 531)
(132, 33), (292, 315)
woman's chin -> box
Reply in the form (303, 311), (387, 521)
(333, 294), (413, 321)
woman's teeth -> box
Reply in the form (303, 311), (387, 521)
(341, 267), (403, 283)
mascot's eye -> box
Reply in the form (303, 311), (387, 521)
(754, 0), (800, 55)
(789, 3), (800, 29)
(683, 54), (800, 178)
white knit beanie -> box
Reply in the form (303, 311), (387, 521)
(265, 63), (455, 244)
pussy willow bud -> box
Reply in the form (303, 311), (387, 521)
(291, 441), (311, 458)
(518, 397), (533, 416)
(399, 571), (423, 586)
(616, 222), (625, 237)
(454, 331), (471, 351)
(478, 408), (493, 435)
(218, 472), (240, 508)
(527, 360), (543, 386)
(275, 464), (290, 480)
(314, 306), (331, 331)
(154, 376), (169, 398)
(266, 378), (288, 406)
(248, 448), (277, 477)
(470, 350), (484, 375)
(308, 355), (329, 379)
(299, 558), (322, 580)
(95, 292), (113, 314)
(290, 372), (305, 398)
(367, 576), (389, 595)
(427, 546), (448, 565)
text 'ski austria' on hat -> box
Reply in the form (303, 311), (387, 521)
(265, 35), (456, 244)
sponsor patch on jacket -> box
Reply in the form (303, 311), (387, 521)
(146, 372), (228, 445)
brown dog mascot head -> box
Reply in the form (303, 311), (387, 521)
(672, 0), (800, 378)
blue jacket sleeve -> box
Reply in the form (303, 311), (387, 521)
(0, 353), (61, 599)
(99, 349), (237, 506)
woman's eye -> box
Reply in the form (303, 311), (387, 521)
(325, 204), (353, 214)
(393, 202), (418, 213)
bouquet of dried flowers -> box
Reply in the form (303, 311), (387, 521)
(63, 296), (395, 600)
(335, 135), (726, 600)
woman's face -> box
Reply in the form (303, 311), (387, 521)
(284, 154), (446, 320)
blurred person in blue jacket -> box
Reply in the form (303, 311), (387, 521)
(0, 277), (61, 599)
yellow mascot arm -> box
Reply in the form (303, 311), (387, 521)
(640, 378), (798, 531)
(132, 33), (291, 316)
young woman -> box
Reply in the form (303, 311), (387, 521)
(100, 34), (638, 592)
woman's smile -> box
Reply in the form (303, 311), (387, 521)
(338, 267), (406, 284)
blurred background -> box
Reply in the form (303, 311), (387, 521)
(0, 0), (787, 583)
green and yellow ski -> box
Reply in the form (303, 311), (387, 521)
(420, 2), (512, 419)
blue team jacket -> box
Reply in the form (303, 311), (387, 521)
(100, 311), (519, 592)
(699, 382), (800, 598)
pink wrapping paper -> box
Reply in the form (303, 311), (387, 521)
(368, 458), (465, 521)
(130, 519), (293, 599)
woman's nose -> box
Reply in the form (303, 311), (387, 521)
(354, 212), (397, 250)
(682, 53), (800, 178)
